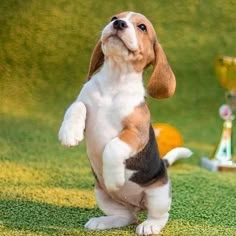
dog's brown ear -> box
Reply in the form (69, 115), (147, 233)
(86, 41), (104, 80)
(147, 42), (176, 99)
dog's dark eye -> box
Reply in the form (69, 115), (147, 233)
(110, 16), (118, 22)
(137, 24), (147, 32)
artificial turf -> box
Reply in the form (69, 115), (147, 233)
(0, 0), (236, 235)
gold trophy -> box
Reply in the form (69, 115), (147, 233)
(201, 55), (236, 172)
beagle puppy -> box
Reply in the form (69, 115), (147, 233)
(59, 12), (192, 235)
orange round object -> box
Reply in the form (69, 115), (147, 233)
(153, 123), (183, 158)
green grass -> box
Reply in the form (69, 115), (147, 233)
(0, 0), (236, 235)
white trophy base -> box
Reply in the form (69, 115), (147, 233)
(201, 157), (236, 172)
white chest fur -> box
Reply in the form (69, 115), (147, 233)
(79, 63), (145, 169)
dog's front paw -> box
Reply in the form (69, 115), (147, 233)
(102, 137), (132, 191)
(104, 171), (125, 192)
(58, 120), (84, 147)
(58, 101), (86, 147)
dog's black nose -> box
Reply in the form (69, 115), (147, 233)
(113, 19), (128, 30)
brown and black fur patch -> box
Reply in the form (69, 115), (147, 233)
(125, 125), (168, 187)
(119, 102), (150, 153)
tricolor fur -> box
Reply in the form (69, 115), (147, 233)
(59, 11), (192, 235)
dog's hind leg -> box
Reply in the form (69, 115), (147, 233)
(136, 181), (171, 235)
(85, 183), (137, 230)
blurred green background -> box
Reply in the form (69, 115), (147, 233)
(0, 0), (236, 235)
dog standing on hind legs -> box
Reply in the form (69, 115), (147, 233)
(58, 11), (192, 235)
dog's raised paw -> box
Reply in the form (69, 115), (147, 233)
(103, 171), (125, 192)
(58, 101), (86, 147)
(58, 121), (84, 147)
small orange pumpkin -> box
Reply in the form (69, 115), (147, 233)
(153, 123), (183, 158)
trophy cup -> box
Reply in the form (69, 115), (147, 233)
(201, 55), (236, 172)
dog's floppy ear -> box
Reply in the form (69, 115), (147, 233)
(147, 42), (176, 99)
(86, 41), (104, 80)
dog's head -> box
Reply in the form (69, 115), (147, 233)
(86, 12), (176, 99)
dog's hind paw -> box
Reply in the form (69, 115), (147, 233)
(136, 219), (164, 235)
(85, 215), (134, 230)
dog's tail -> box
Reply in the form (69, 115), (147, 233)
(162, 147), (193, 167)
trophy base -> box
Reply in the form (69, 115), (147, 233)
(201, 157), (236, 172)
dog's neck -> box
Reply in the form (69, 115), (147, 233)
(91, 56), (145, 97)
(99, 56), (143, 84)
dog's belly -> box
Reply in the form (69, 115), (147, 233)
(85, 118), (146, 210)
(81, 78), (147, 210)
(108, 180), (146, 211)
(84, 107), (146, 210)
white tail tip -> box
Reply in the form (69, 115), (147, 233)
(163, 147), (193, 166)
